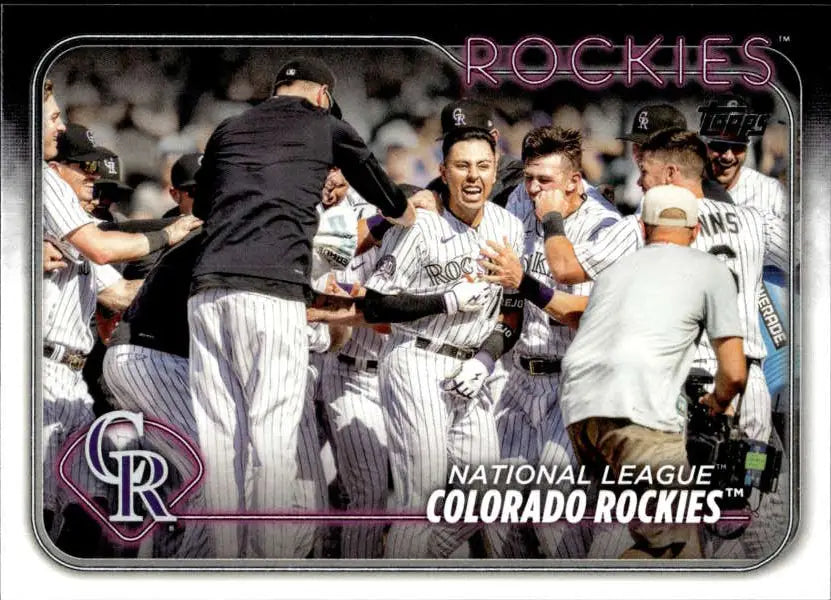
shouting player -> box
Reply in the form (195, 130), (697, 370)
(360, 127), (525, 558)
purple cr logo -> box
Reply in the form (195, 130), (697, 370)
(84, 411), (176, 523)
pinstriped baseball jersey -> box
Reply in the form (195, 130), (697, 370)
(729, 166), (788, 221)
(506, 183), (620, 358)
(43, 165), (90, 263)
(693, 200), (788, 361)
(43, 166), (122, 354)
(44, 261), (120, 355)
(335, 246), (386, 359)
(365, 205), (524, 348)
(573, 197), (789, 360)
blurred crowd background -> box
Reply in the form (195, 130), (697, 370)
(47, 46), (792, 218)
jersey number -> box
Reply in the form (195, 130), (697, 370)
(707, 244), (740, 292)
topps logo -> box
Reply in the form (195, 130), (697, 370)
(698, 99), (770, 140)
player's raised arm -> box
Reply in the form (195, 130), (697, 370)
(332, 117), (414, 227)
(532, 188), (592, 284)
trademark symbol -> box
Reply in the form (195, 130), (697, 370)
(725, 487), (745, 499)
(778, 35), (791, 43)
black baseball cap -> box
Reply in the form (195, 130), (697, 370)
(438, 99), (496, 140)
(273, 57), (342, 119)
(54, 123), (115, 163)
(94, 150), (133, 194)
(618, 104), (687, 144)
(171, 152), (203, 189)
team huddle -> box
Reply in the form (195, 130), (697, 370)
(41, 57), (790, 561)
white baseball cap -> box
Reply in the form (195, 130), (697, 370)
(641, 184), (698, 227)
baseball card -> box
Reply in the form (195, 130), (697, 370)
(1, 2), (829, 599)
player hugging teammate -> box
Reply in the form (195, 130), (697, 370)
(41, 56), (790, 561)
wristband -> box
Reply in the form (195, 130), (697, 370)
(518, 274), (555, 309)
(366, 214), (393, 241)
(144, 229), (170, 252)
(541, 211), (565, 240)
(442, 290), (459, 315)
(477, 322), (517, 365)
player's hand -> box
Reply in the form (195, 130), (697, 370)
(163, 214), (203, 245)
(408, 189), (441, 213)
(322, 168), (349, 207)
(698, 393), (735, 417)
(385, 198), (417, 228)
(349, 281), (367, 298)
(442, 358), (490, 399)
(43, 239), (67, 272)
(444, 279), (492, 314)
(323, 273), (351, 297)
(479, 237), (523, 289)
(306, 302), (358, 324)
(533, 188), (569, 221)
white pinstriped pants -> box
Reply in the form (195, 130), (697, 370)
(739, 362), (773, 443)
(380, 334), (500, 558)
(495, 366), (590, 559)
(292, 354), (329, 559)
(187, 288), (308, 558)
(42, 358), (106, 516)
(102, 344), (211, 558)
(321, 354), (388, 558)
(426, 354), (524, 559)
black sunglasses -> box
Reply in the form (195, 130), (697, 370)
(68, 160), (99, 175)
(708, 140), (748, 154)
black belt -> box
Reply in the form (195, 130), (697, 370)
(414, 337), (476, 361)
(337, 354), (378, 372)
(44, 344), (87, 371)
(519, 356), (561, 376)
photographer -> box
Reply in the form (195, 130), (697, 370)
(558, 184), (747, 559)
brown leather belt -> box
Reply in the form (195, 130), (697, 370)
(44, 344), (87, 371)
(518, 356), (561, 376)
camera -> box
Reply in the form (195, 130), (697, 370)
(684, 368), (782, 506)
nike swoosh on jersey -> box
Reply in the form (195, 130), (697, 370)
(350, 261), (364, 271)
(441, 234), (457, 243)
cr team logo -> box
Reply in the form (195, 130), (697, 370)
(57, 410), (203, 543)
(85, 411), (175, 523)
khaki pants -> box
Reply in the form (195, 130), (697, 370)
(568, 417), (701, 558)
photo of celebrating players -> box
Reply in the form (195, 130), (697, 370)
(38, 40), (796, 565)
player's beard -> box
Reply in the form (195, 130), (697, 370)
(711, 157), (741, 186)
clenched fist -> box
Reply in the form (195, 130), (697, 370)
(533, 188), (569, 221)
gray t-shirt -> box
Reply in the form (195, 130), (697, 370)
(560, 243), (743, 433)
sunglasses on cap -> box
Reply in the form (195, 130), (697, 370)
(707, 140), (748, 154)
(67, 160), (99, 175)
